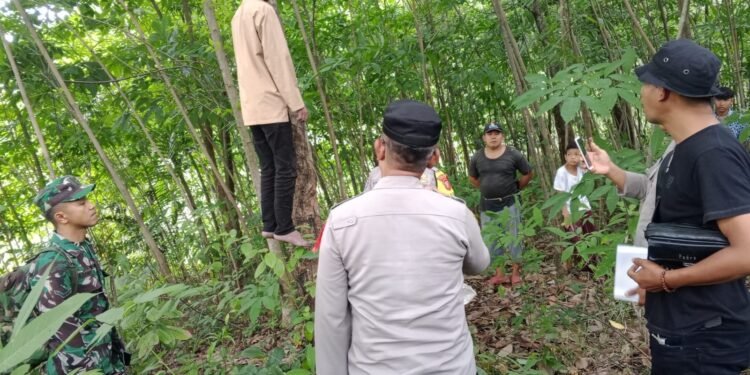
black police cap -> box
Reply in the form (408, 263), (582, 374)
(382, 100), (442, 148)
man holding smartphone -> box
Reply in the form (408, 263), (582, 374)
(588, 39), (750, 374)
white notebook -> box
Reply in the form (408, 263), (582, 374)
(614, 244), (648, 302)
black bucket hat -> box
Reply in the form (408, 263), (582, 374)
(635, 39), (721, 98)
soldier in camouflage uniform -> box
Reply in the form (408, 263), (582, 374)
(31, 176), (128, 374)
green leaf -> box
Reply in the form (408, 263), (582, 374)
(605, 186), (619, 213)
(525, 73), (548, 85)
(240, 243), (258, 262)
(133, 284), (187, 304)
(164, 326), (192, 341)
(560, 97), (581, 124)
(90, 323), (114, 347)
(264, 253), (285, 278)
(0, 293), (95, 373)
(535, 95), (565, 116)
(580, 96), (609, 118)
(286, 370), (311, 375)
(11, 266), (52, 339)
(249, 300), (263, 323)
(305, 344), (316, 370)
(254, 261), (267, 279)
(137, 330), (159, 359)
(620, 48), (638, 70)
(599, 89), (619, 112)
(305, 321), (314, 342)
(10, 364), (30, 375)
(617, 89), (639, 107)
(513, 87), (546, 109)
(649, 126), (667, 159)
(587, 78), (612, 89)
(561, 246), (575, 261)
(96, 307), (124, 325)
(588, 185), (612, 200)
(240, 346), (265, 359)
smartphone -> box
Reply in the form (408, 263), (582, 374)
(574, 136), (592, 169)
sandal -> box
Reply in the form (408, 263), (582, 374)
(488, 274), (511, 286)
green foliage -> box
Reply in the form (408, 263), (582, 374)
(513, 49), (641, 122)
(0, 288), (95, 373)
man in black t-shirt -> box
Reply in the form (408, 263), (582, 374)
(589, 39), (750, 374)
(469, 123), (533, 287)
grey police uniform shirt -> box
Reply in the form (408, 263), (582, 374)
(619, 141), (676, 246)
(315, 176), (490, 375)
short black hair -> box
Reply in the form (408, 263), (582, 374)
(715, 86), (735, 100)
(565, 142), (578, 153)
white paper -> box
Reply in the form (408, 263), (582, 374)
(614, 244), (647, 302)
(461, 283), (477, 305)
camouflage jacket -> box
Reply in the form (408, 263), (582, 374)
(29, 233), (126, 375)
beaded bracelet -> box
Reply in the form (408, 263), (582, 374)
(661, 269), (675, 293)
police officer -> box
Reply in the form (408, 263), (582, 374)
(314, 100), (490, 374)
(31, 176), (128, 374)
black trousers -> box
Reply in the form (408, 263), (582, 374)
(250, 122), (297, 235)
(649, 325), (750, 374)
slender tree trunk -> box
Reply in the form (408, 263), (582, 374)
(13, 0), (173, 280)
(69, 26), (210, 247)
(491, 0), (553, 194)
(289, 0), (347, 201)
(0, 25), (54, 179)
(200, 122), (240, 239)
(656, 0), (671, 41)
(624, 0), (657, 54)
(117, 0), (250, 236)
(677, 0), (691, 39)
(149, 0), (163, 19)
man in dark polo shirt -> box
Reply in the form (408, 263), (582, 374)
(589, 39), (750, 374)
(469, 123), (533, 286)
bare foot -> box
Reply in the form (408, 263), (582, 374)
(273, 230), (311, 247)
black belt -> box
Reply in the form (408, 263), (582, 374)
(483, 194), (517, 202)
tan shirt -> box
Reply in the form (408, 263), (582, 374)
(231, 0), (304, 126)
(315, 176), (490, 375)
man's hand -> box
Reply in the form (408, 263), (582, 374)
(625, 287), (646, 305)
(586, 139), (612, 175)
(627, 258), (666, 292)
(295, 107), (309, 123)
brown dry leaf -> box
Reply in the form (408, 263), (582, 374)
(569, 293), (584, 305)
(575, 357), (591, 369)
(498, 343), (513, 357)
